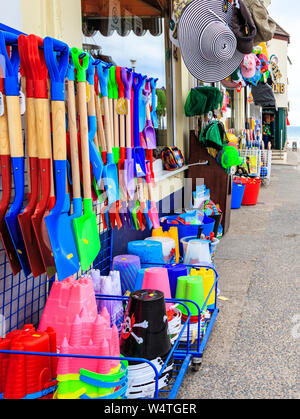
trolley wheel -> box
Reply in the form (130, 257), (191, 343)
(262, 178), (270, 187)
(191, 358), (202, 372)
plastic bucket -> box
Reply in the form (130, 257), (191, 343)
(242, 178), (261, 206)
(180, 236), (197, 257)
(184, 240), (212, 266)
(120, 290), (171, 361)
(231, 182), (246, 209)
(161, 214), (215, 255)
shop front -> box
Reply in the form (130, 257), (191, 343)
(0, 0), (284, 401)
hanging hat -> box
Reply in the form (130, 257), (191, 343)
(178, 0), (244, 83)
(169, 0), (193, 47)
(184, 88), (208, 117)
(221, 77), (238, 89)
(243, 0), (276, 45)
(231, 0), (257, 54)
(185, 86), (224, 116)
(251, 83), (276, 108)
(240, 53), (260, 79)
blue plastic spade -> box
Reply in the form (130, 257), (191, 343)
(151, 78), (159, 129)
(87, 55), (104, 189)
(0, 31), (31, 277)
(44, 37), (80, 281)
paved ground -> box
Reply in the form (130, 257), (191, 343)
(178, 154), (300, 399)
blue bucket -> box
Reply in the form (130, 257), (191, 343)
(161, 214), (215, 254)
(232, 182), (246, 209)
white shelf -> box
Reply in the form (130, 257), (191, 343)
(155, 166), (190, 183)
(154, 162), (209, 183)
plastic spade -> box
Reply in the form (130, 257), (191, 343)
(17, 35), (46, 278)
(150, 78), (159, 129)
(121, 68), (135, 201)
(96, 62), (112, 230)
(0, 31), (31, 277)
(67, 59), (83, 223)
(72, 48), (101, 271)
(97, 61), (120, 227)
(86, 56), (104, 189)
(0, 76), (21, 275)
(44, 37), (80, 281)
(146, 151), (160, 230)
(28, 34), (56, 279)
(115, 66), (130, 228)
(105, 65), (122, 229)
(132, 73), (147, 178)
(109, 66), (120, 165)
(143, 80), (157, 150)
(94, 68), (106, 157)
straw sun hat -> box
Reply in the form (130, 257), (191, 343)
(178, 0), (244, 83)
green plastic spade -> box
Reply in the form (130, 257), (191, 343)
(71, 48), (101, 271)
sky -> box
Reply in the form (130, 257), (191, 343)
(83, 29), (166, 89)
(268, 0), (300, 126)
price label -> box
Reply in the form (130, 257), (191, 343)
(117, 98), (127, 115)
(19, 91), (26, 115)
(0, 92), (4, 117)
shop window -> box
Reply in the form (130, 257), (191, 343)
(82, 0), (173, 147)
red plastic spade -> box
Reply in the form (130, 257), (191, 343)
(0, 77), (21, 276)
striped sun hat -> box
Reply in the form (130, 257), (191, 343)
(178, 0), (244, 83)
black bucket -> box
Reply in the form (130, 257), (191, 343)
(120, 290), (172, 361)
(211, 213), (222, 237)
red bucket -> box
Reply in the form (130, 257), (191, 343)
(241, 178), (261, 206)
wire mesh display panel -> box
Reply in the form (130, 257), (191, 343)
(260, 150), (272, 183)
(0, 198), (112, 336)
(239, 149), (262, 177)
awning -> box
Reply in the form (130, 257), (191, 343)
(82, 0), (169, 37)
(82, 0), (168, 18)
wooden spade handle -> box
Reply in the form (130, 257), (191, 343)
(108, 98), (114, 147)
(88, 86), (98, 148)
(125, 98), (131, 149)
(35, 98), (52, 159)
(26, 97), (38, 158)
(95, 94), (106, 151)
(103, 96), (113, 154)
(113, 99), (119, 148)
(148, 181), (155, 202)
(67, 79), (81, 200)
(78, 81), (91, 200)
(6, 96), (24, 158)
(146, 101), (151, 122)
(51, 101), (67, 161)
(119, 112), (125, 148)
(0, 94), (10, 156)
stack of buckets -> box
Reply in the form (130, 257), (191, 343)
(232, 178), (261, 209)
(175, 268), (215, 342)
(120, 286), (173, 399)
